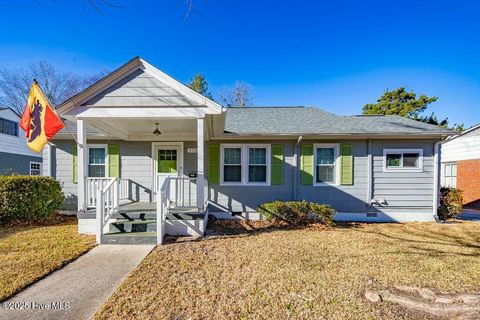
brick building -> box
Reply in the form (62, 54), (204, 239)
(441, 124), (480, 208)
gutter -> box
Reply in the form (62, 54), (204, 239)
(293, 136), (303, 200)
(433, 141), (441, 220)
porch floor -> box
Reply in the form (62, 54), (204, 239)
(87, 201), (205, 220)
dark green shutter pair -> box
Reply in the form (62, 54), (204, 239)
(208, 144), (284, 185)
(71, 144), (120, 182)
(300, 143), (353, 185)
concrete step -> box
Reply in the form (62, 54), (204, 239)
(109, 219), (157, 233)
(101, 232), (157, 245)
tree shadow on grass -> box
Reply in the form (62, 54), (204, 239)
(355, 223), (480, 258)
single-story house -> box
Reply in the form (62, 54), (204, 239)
(441, 124), (480, 208)
(0, 107), (42, 175)
(43, 57), (455, 244)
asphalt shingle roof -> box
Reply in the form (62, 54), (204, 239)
(224, 107), (455, 135)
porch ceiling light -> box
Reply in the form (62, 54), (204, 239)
(153, 122), (162, 136)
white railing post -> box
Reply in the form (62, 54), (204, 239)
(156, 189), (162, 244)
(96, 188), (104, 244)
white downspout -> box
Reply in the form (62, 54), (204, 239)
(366, 139), (373, 211)
(293, 136), (303, 200)
(433, 141), (441, 220)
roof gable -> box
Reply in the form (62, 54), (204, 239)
(58, 57), (222, 114)
(83, 69), (198, 107)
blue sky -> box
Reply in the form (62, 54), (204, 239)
(1, 0), (479, 127)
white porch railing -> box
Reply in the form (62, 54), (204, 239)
(155, 176), (209, 244)
(86, 177), (130, 208)
(96, 177), (120, 243)
(156, 178), (170, 244)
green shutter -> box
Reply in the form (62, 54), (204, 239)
(208, 143), (220, 184)
(340, 144), (353, 185)
(301, 144), (314, 185)
(271, 144), (283, 185)
(108, 144), (120, 178)
(72, 144), (77, 183)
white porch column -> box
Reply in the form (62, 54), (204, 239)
(77, 119), (87, 212)
(196, 117), (205, 212)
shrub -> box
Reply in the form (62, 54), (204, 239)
(0, 176), (64, 223)
(437, 187), (463, 221)
(257, 200), (336, 226)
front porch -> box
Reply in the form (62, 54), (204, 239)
(54, 57), (223, 244)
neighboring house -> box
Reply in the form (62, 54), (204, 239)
(441, 124), (480, 208)
(0, 107), (42, 175)
(43, 57), (455, 244)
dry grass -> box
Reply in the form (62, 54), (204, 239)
(96, 221), (480, 320)
(0, 216), (95, 301)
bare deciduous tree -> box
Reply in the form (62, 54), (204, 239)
(0, 61), (107, 115)
(218, 81), (254, 107)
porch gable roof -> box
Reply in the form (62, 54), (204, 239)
(57, 56), (223, 117)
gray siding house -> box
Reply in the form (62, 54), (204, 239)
(0, 107), (42, 175)
(44, 57), (454, 245)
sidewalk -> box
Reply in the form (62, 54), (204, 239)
(0, 245), (154, 320)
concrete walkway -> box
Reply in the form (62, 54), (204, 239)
(0, 245), (154, 320)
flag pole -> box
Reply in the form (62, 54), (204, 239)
(32, 79), (78, 144)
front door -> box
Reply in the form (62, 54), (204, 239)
(152, 143), (183, 200)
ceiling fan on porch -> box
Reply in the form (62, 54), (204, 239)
(153, 122), (162, 136)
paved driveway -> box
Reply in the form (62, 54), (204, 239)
(458, 208), (480, 222)
(0, 245), (153, 320)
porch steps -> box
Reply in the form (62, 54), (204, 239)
(101, 207), (208, 244)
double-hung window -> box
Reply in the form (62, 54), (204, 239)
(221, 144), (270, 185)
(383, 149), (423, 172)
(314, 144), (339, 185)
(442, 162), (457, 188)
(30, 162), (41, 176)
(88, 145), (107, 177)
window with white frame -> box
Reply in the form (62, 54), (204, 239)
(30, 162), (41, 176)
(314, 144), (339, 185)
(88, 146), (107, 177)
(383, 149), (423, 172)
(221, 144), (270, 185)
(223, 147), (242, 182)
(443, 162), (457, 188)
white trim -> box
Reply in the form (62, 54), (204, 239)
(151, 142), (184, 192)
(382, 148), (424, 173)
(313, 143), (340, 186)
(220, 143), (271, 186)
(87, 144), (108, 177)
(29, 161), (41, 176)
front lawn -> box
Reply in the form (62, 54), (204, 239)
(96, 221), (480, 320)
(0, 217), (95, 301)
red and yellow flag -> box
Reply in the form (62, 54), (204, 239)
(19, 81), (64, 152)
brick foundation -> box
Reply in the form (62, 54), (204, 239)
(457, 159), (480, 208)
